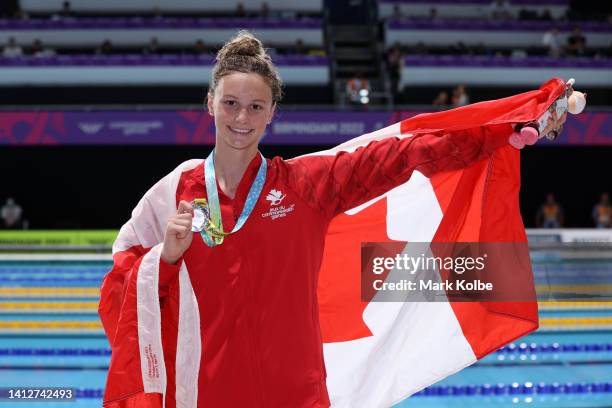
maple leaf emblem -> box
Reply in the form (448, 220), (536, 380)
(265, 189), (286, 206)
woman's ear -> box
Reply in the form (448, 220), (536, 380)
(206, 93), (214, 116)
(267, 103), (276, 124)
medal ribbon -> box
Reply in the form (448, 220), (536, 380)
(196, 149), (267, 247)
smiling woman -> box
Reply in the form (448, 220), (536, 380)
(98, 31), (571, 408)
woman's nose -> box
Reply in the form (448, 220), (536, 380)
(235, 107), (249, 123)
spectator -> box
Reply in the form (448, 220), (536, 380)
(61, 1), (73, 17)
(386, 43), (402, 97)
(391, 4), (404, 20)
(51, 1), (73, 21)
(346, 74), (371, 105)
(542, 27), (562, 58)
(30, 39), (42, 55)
(539, 9), (553, 21)
(428, 7), (439, 21)
(567, 27), (587, 56)
(293, 38), (305, 55)
(432, 91), (449, 106)
(260, 2), (270, 19)
(451, 84), (469, 107)
(489, 0), (512, 20)
(31, 39), (56, 58)
(97, 39), (114, 55)
(592, 193), (611, 228)
(1, 198), (23, 229)
(536, 193), (564, 228)
(195, 39), (207, 55)
(235, 2), (246, 18)
(2, 37), (23, 58)
(144, 37), (160, 55)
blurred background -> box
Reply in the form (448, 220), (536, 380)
(0, 0), (610, 407)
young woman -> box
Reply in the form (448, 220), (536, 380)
(99, 31), (568, 407)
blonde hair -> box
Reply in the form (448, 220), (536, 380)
(210, 30), (283, 103)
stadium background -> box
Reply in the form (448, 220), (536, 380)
(0, 0), (611, 407)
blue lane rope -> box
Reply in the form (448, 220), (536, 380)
(2, 342), (612, 357)
(415, 381), (612, 397)
(496, 342), (612, 353)
(0, 348), (111, 356)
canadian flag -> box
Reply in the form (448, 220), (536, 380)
(287, 78), (564, 406)
(317, 121), (537, 407)
(100, 78), (566, 407)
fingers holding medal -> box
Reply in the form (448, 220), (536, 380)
(174, 200), (194, 238)
(161, 200), (194, 265)
(178, 200), (194, 216)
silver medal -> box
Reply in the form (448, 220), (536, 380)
(191, 207), (206, 232)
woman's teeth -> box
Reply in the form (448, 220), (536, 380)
(229, 127), (251, 134)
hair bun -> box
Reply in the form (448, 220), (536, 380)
(217, 30), (265, 61)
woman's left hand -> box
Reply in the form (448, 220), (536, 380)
(541, 110), (568, 139)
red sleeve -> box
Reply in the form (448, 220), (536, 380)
(284, 124), (509, 220)
(281, 78), (568, 220)
(159, 256), (182, 298)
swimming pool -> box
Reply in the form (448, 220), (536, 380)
(0, 254), (610, 407)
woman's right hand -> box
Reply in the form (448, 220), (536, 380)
(161, 200), (194, 265)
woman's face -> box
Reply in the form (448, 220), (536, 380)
(208, 72), (275, 152)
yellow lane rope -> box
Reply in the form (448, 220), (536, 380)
(539, 301), (612, 310)
(540, 316), (612, 328)
(0, 301), (98, 311)
(536, 284), (612, 292)
(0, 317), (608, 333)
(0, 318), (607, 332)
(0, 288), (99, 297)
(0, 321), (102, 329)
(0, 285), (607, 299)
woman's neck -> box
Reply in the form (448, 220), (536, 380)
(213, 145), (258, 199)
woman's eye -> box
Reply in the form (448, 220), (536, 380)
(224, 100), (236, 106)
(252, 104), (263, 111)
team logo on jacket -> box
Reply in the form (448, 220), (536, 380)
(265, 189), (286, 206)
(262, 189), (294, 220)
